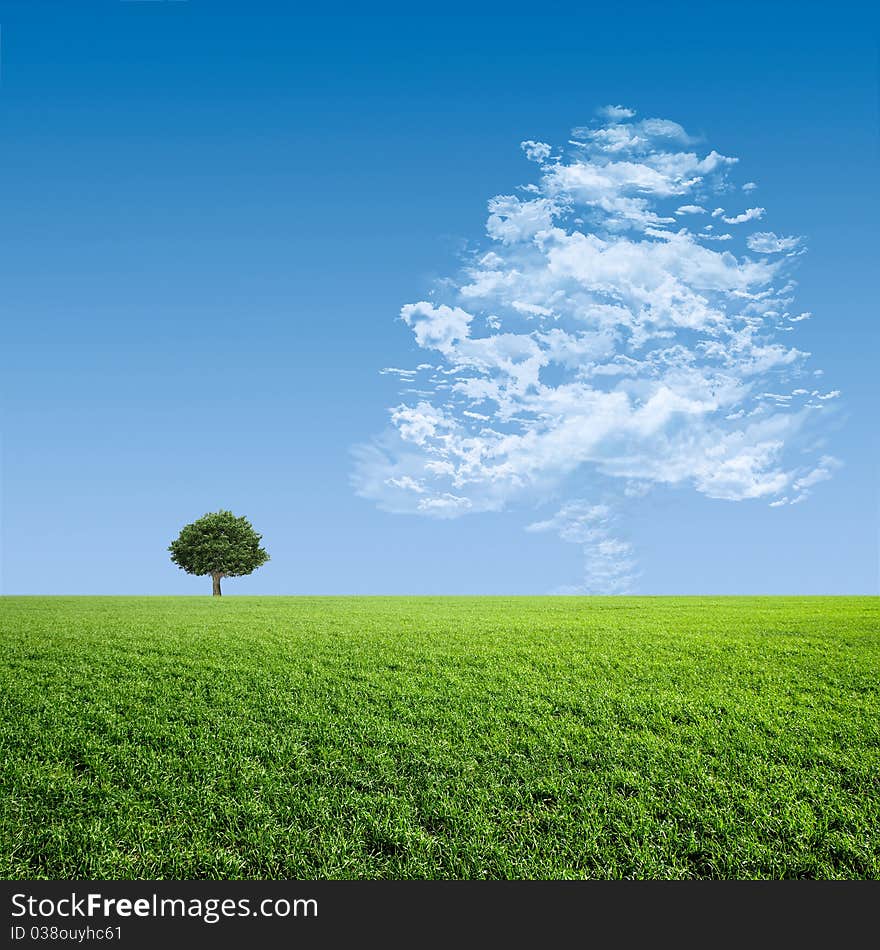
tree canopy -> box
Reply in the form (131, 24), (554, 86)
(169, 510), (269, 595)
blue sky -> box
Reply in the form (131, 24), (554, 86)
(1, 2), (877, 595)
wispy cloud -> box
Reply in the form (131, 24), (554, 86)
(353, 107), (839, 590)
(770, 456), (844, 508)
(526, 502), (637, 593)
(747, 231), (802, 254)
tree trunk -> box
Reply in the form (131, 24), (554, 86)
(212, 572), (222, 597)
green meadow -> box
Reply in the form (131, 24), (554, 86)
(1, 596), (877, 879)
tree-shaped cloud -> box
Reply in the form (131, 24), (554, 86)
(353, 107), (840, 592)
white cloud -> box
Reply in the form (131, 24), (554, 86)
(354, 109), (838, 589)
(386, 475), (426, 493)
(742, 181), (758, 192)
(527, 502), (636, 593)
(486, 195), (558, 244)
(676, 204), (707, 215)
(521, 140), (552, 163)
(747, 232), (802, 254)
(793, 455), (841, 492)
(722, 207), (765, 225)
(596, 104), (637, 121)
(416, 493), (472, 515)
(511, 300), (554, 317)
(379, 367), (418, 378)
(400, 302), (473, 355)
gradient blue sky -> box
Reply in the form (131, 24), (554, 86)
(1, 1), (877, 594)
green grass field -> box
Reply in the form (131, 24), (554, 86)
(1, 596), (878, 879)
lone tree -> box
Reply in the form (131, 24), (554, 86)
(169, 510), (269, 596)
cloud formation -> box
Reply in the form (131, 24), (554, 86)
(746, 231), (803, 254)
(722, 207), (765, 225)
(353, 107), (839, 591)
(526, 502), (637, 593)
